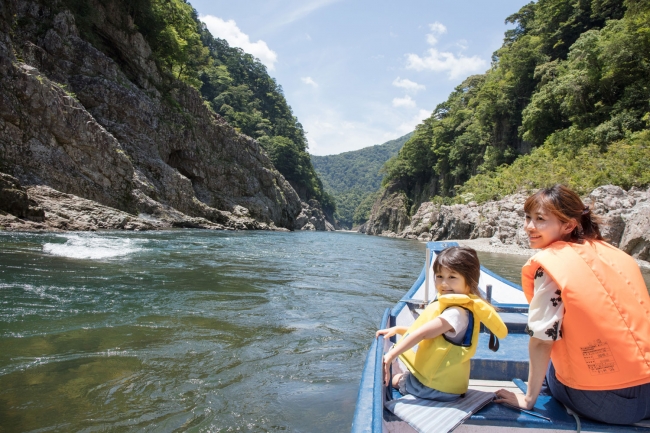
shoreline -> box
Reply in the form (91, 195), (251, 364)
(450, 238), (535, 257)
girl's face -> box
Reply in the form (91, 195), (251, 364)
(435, 266), (471, 296)
(524, 206), (576, 249)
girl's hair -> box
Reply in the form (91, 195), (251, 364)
(433, 246), (488, 303)
(524, 184), (603, 243)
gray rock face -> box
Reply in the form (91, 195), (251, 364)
(0, 1), (304, 230)
(399, 193), (530, 246)
(295, 199), (335, 231)
(0, 172), (44, 220)
(365, 184), (650, 260)
(359, 185), (411, 236)
(0, 175), (286, 232)
(588, 186), (650, 261)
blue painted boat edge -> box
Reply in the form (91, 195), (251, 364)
(351, 308), (390, 433)
(351, 339), (377, 433)
(426, 241), (460, 252)
(373, 308), (391, 432)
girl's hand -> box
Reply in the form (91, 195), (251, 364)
(382, 353), (394, 386)
(494, 389), (534, 410)
(376, 327), (398, 339)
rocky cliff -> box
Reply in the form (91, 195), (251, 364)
(0, 0), (331, 231)
(364, 184), (650, 262)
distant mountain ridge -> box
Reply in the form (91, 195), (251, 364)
(311, 132), (413, 228)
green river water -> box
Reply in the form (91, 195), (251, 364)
(1, 230), (648, 432)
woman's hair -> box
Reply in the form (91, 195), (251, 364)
(433, 246), (487, 302)
(523, 184), (603, 243)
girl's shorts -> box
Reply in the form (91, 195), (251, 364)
(392, 359), (460, 401)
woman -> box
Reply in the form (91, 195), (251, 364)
(494, 184), (650, 424)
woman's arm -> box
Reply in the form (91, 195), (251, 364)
(494, 337), (553, 409)
(381, 317), (453, 385)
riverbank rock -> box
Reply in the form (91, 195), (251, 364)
(373, 191), (530, 247)
(0, 174), (292, 232)
(0, 1), (305, 232)
(587, 185), (650, 261)
(358, 185), (411, 236)
(295, 200), (336, 231)
(364, 185), (650, 261)
(0, 172), (44, 221)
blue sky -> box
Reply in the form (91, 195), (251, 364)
(188, 0), (531, 155)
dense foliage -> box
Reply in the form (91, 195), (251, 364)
(62, 0), (334, 214)
(383, 0), (649, 206)
(458, 129), (650, 202)
(311, 133), (411, 228)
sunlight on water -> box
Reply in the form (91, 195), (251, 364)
(0, 231), (648, 432)
(42, 233), (145, 259)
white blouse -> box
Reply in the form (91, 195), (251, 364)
(526, 267), (564, 341)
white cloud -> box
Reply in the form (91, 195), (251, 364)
(200, 15), (278, 70)
(406, 49), (487, 79)
(426, 22), (447, 45)
(407, 21), (487, 79)
(427, 34), (440, 46)
(301, 77), (319, 87)
(304, 108), (396, 155)
(397, 109), (432, 134)
(392, 77), (425, 93)
(429, 22), (447, 35)
(392, 95), (416, 108)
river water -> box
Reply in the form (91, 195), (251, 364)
(1, 231), (648, 432)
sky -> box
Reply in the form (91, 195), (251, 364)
(188, 0), (531, 155)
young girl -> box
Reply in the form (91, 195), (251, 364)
(377, 246), (507, 400)
(494, 184), (650, 425)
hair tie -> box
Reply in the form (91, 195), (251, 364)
(582, 206), (590, 216)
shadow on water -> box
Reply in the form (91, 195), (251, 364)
(0, 230), (648, 432)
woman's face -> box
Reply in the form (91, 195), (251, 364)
(435, 266), (471, 296)
(524, 206), (576, 249)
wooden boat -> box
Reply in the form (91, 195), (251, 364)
(352, 241), (650, 432)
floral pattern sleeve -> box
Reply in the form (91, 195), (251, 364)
(525, 267), (564, 341)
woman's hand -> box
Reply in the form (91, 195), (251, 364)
(494, 389), (534, 410)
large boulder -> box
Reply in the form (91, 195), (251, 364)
(360, 186), (411, 236)
(295, 200), (335, 231)
(0, 172), (44, 220)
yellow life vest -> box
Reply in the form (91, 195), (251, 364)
(522, 240), (650, 390)
(398, 294), (508, 394)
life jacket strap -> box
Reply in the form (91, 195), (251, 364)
(488, 331), (500, 352)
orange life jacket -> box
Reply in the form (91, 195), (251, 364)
(522, 240), (650, 390)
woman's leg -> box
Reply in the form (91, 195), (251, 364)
(547, 362), (650, 424)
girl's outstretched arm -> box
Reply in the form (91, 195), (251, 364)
(494, 337), (553, 409)
(381, 318), (454, 385)
(375, 326), (408, 339)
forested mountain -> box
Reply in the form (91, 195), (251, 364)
(311, 133), (412, 228)
(381, 0), (649, 209)
(62, 0), (334, 214)
(1, 0), (337, 231)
